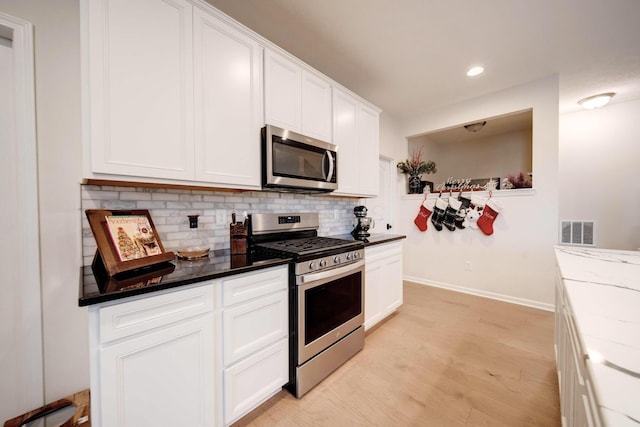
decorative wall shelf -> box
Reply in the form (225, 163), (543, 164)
(401, 188), (536, 200)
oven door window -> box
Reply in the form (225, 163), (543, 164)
(272, 136), (336, 183)
(304, 271), (362, 344)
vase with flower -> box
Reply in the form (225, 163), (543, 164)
(397, 147), (437, 194)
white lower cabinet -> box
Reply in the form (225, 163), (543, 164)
(220, 266), (289, 425)
(89, 284), (216, 427)
(88, 265), (290, 427)
(223, 338), (288, 424)
(364, 241), (403, 330)
(555, 273), (601, 427)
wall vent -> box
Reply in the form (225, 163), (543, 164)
(560, 221), (595, 246)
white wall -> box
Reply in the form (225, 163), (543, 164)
(0, 0), (87, 406)
(559, 99), (640, 250)
(379, 113), (405, 162)
(398, 76), (559, 309)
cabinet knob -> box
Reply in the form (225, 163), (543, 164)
(387, 224), (392, 230)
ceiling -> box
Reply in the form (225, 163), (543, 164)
(417, 110), (533, 145)
(205, 0), (640, 121)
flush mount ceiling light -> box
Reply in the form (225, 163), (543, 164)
(466, 66), (484, 77)
(464, 121), (487, 132)
(578, 92), (615, 109)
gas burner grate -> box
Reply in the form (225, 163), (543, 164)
(255, 236), (361, 258)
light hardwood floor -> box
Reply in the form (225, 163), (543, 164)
(233, 282), (561, 426)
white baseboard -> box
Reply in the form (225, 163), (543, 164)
(403, 275), (554, 312)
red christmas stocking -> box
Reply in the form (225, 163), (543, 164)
(477, 198), (503, 235)
(414, 202), (433, 232)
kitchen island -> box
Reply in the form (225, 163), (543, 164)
(554, 246), (640, 427)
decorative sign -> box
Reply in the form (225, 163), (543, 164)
(85, 209), (175, 276)
(435, 177), (501, 192)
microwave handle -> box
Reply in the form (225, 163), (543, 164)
(323, 150), (335, 182)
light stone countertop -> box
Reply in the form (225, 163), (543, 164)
(554, 246), (640, 427)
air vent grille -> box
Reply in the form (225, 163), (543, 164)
(561, 221), (595, 246)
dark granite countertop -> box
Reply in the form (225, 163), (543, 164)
(328, 233), (406, 246)
(79, 250), (291, 307)
(80, 234), (405, 307)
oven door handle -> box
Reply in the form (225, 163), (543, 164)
(297, 259), (364, 285)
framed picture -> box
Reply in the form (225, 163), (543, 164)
(86, 209), (175, 276)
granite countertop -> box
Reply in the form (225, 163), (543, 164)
(328, 233), (406, 246)
(554, 246), (640, 426)
(79, 249), (291, 307)
(80, 234), (405, 307)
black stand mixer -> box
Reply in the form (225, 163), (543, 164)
(351, 205), (375, 238)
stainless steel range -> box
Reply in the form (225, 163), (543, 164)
(250, 213), (365, 398)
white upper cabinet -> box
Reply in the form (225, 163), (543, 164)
(86, 0), (195, 180)
(332, 87), (380, 197)
(84, 0), (263, 189)
(193, 7), (262, 187)
(84, 0), (378, 190)
(264, 49), (302, 132)
(332, 89), (359, 195)
(264, 49), (333, 142)
(357, 103), (380, 196)
(301, 70), (333, 141)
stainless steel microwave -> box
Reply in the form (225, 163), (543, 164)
(262, 125), (338, 193)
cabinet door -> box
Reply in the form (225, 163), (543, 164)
(357, 103), (380, 196)
(223, 290), (288, 365)
(365, 242), (403, 330)
(193, 8), (262, 188)
(301, 70), (332, 142)
(264, 50), (301, 132)
(364, 257), (385, 330)
(99, 313), (215, 427)
(332, 88), (359, 195)
(86, 0), (194, 180)
(223, 338), (288, 425)
(380, 246), (403, 314)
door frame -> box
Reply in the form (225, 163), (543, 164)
(0, 11), (43, 409)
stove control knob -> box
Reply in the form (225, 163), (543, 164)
(353, 251), (360, 260)
(319, 259), (327, 268)
(333, 256), (341, 264)
(308, 261), (317, 270)
(345, 253), (352, 261)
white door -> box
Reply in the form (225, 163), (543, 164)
(366, 156), (394, 233)
(0, 15), (43, 422)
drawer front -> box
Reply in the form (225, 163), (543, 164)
(222, 265), (288, 307)
(365, 241), (402, 262)
(99, 284), (214, 344)
(223, 289), (288, 365)
(223, 338), (288, 425)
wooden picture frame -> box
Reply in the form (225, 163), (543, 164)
(85, 209), (175, 276)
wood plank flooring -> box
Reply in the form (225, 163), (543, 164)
(232, 282), (561, 426)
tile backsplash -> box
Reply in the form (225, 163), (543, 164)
(81, 185), (359, 266)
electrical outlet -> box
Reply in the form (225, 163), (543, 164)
(334, 209), (339, 220)
(465, 261), (472, 271)
(215, 209), (226, 225)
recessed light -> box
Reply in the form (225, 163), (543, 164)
(578, 92), (615, 109)
(466, 66), (484, 77)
